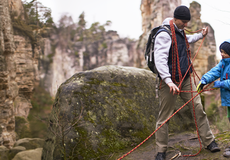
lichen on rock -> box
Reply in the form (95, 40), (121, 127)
(42, 65), (196, 159)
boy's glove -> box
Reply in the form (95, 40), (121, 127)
(197, 77), (207, 93)
(213, 81), (224, 88)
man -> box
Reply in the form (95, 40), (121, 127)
(154, 5), (220, 160)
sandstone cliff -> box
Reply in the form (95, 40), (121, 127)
(0, 0), (42, 148)
(0, 0), (17, 148)
(40, 30), (140, 97)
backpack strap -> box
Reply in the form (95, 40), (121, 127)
(149, 25), (171, 62)
(162, 25), (172, 36)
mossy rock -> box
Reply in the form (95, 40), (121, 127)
(14, 138), (45, 150)
(42, 65), (196, 160)
(12, 148), (42, 160)
(8, 146), (26, 160)
(15, 116), (30, 139)
(0, 146), (9, 160)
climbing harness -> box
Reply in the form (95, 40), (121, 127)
(117, 20), (216, 160)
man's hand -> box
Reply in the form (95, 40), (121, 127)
(202, 27), (208, 37)
(167, 82), (179, 95)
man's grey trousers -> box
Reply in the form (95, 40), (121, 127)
(155, 77), (214, 152)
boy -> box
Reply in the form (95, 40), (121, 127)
(197, 39), (230, 157)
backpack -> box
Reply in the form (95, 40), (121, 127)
(145, 25), (171, 74)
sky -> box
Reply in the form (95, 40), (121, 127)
(29, 0), (230, 59)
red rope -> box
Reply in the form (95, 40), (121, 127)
(117, 22), (209, 160)
(170, 20), (183, 85)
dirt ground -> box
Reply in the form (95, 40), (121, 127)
(114, 131), (230, 160)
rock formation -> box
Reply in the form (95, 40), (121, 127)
(187, 2), (216, 77)
(0, 138), (44, 160)
(42, 65), (196, 160)
(0, 0), (17, 148)
(0, 0), (41, 148)
(9, 0), (41, 119)
(40, 31), (140, 97)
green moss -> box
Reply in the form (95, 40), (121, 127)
(27, 86), (53, 138)
(46, 66), (195, 159)
(86, 78), (127, 87)
(62, 127), (104, 159)
(15, 116), (31, 139)
(102, 42), (107, 48)
(12, 19), (36, 44)
(47, 53), (55, 63)
(98, 128), (130, 152)
(74, 51), (79, 56)
(83, 52), (89, 56)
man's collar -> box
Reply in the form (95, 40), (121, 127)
(173, 22), (183, 32)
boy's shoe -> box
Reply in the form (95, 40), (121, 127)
(223, 147), (230, 157)
(206, 140), (221, 152)
(155, 152), (166, 160)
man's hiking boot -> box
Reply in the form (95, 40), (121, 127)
(207, 140), (220, 152)
(223, 147), (230, 157)
(155, 152), (166, 160)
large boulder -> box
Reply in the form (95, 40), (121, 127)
(8, 146), (26, 160)
(14, 138), (45, 150)
(42, 65), (195, 160)
(0, 146), (9, 160)
(12, 148), (42, 160)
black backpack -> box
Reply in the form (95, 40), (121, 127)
(145, 25), (171, 74)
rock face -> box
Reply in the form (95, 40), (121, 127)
(0, 0), (41, 148)
(0, 0), (17, 148)
(140, 0), (181, 35)
(10, 0), (40, 119)
(138, 0), (182, 68)
(187, 2), (216, 77)
(41, 31), (140, 97)
(42, 65), (196, 160)
(13, 34), (40, 118)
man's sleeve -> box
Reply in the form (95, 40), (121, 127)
(154, 32), (172, 84)
(186, 33), (203, 43)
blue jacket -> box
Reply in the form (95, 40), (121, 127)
(202, 58), (230, 106)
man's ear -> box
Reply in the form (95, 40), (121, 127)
(173, 18), (177, 23)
